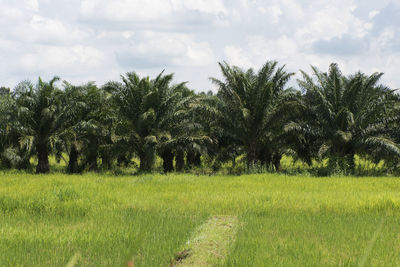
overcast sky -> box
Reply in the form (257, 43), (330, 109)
(0, 0), (399, 92)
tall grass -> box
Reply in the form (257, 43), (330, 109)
(0, 173), (399, 266)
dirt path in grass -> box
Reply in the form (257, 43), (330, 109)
(172, 216), (239, 266)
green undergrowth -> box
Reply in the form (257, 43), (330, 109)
(7, 153), (394, 177)
(0, 173), (400, 266)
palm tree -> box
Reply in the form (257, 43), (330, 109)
(157, 90), (214, 172)
(210, 61), (296, 170)
(0, 87), (15, 168)
(57, 82), (118, 173)
(0, 90), (32, 170)
(14, 77), (63, 173)
(365, 89), (400, 171)
(291, 63), (400, 172)
(107, 71), (213, 173)
(106, 71), (177, 172)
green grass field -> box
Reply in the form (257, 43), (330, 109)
(1, 172), (400, 266)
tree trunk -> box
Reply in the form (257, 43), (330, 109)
(186, 151), (201, 167)
(101, 154), (112, 170)
(186, 151), (195, 167)
(193, 152), (201, 167)
(67, 143), (79, 174)
(17, 156), (30, 170)
(176, 150), (184, 172)
(117, 155), (129, 167)
(162, 149), (174, 173)
(138, 153), (152, 172)
(273, 153), (282, 172)
(247, 143), (257, 169)
(260, 150), (272, 169)
(0, 156), (12, 169)
(139, 152), (146, 172)
(138, 145), (155, 172)
(36, 142), (49, 174)
(88, 155), (98, 171)
(346, 153), (355, 174)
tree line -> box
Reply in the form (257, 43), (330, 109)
(0, 61), (399, 175)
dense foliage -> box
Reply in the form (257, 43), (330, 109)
(0, 61), (399, 174)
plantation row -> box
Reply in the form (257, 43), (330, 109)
(0, 61), (399, 175)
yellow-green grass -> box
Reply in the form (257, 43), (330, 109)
(175, 215), (239, 266)
(0, 172), (400, 266)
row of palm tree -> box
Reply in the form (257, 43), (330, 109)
(0, 61), (399, 174)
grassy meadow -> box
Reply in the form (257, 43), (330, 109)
(1, 171), (400, 266)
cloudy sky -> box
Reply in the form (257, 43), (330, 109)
(0, 0), (399, 92)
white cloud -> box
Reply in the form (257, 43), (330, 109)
(264, 5), (282, 24)
(281, 0), (304, 20)
(81, 0), (172, 21)
(0, 0), (399, 91)
(26, 15), (87, 44)
(24, 0), (39, 12)
(368, 10), (380, 19)
(248, 35), (298, 60)
(107, 0), (172, 21)
(222, 34), (299, 70)
(297, 6), (371, 41)
(19, 45), (106, 73)
(0, 6), (24, 21)
(182, 40), (216, 66)
(81, 0), (173, 21)
(116, 31), (215, 68)
(370, 28), (395, 52)
(223, 46), (253, 69)
(80, 0), (227, 22)
(173, 0), (227, 15)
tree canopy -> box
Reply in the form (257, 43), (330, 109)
(0, 61), (399, 175)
